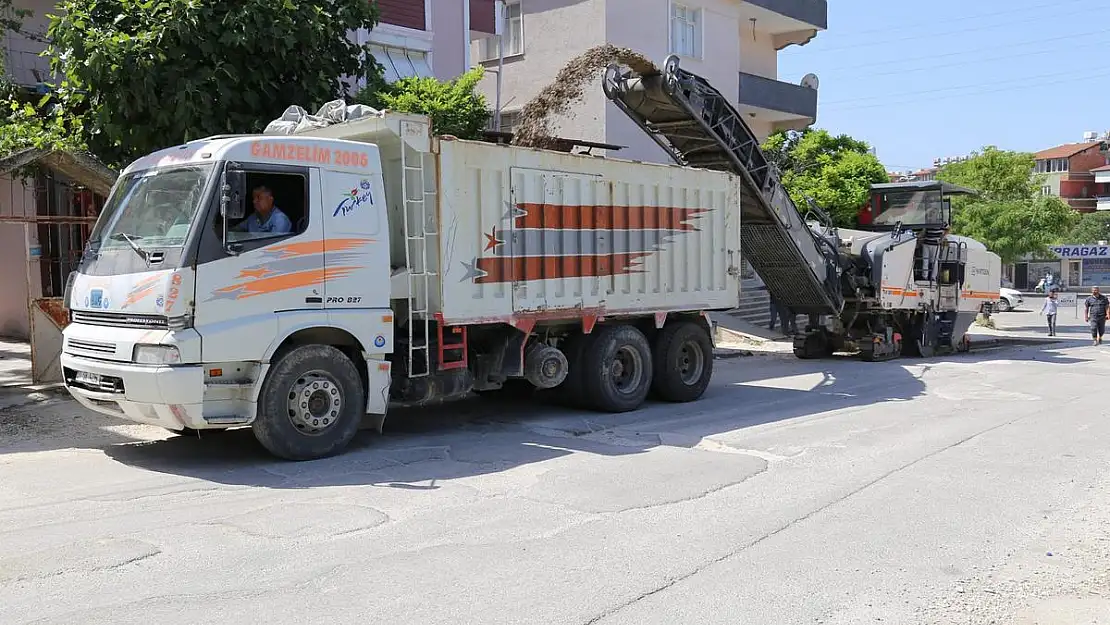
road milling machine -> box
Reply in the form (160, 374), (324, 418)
(603, 55), (1001, 362)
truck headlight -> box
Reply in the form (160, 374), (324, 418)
(133, 344), (180, 365)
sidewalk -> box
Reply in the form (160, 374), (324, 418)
(0, 338), (67, 411)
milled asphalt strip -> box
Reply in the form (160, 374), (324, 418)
(581, 381), (1078, 625)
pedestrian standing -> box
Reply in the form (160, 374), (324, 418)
(768, 296), (797, 336)
(1083, 286), (1110, 345)
(1040, 290), (1059, 337)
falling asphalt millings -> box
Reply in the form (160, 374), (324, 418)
(511, 45), (657, 150)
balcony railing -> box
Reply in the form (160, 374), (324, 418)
(1097, 196), (1110, 211)
(738, 71), (817, 121)
(2, 48), (53, 86)
(744, 0), (827, 30)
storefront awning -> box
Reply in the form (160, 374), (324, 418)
(369, 45), (433, 83)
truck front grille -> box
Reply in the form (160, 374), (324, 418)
(67, 338), (116, 355)
(72, 310), (168, 329)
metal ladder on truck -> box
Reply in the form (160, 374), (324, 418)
(602, 55), (844, 319)
(399, 125), (467, 377)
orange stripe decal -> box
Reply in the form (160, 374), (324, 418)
(213, 266), (361, 300)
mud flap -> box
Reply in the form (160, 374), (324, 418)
(365, 357), (391, 432)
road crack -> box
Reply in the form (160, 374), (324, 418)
(582, 412), (1035, 624)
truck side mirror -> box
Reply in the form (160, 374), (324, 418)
(221, 168), (247, 220)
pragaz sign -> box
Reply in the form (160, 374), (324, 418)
(1050, 245), (1110, 258)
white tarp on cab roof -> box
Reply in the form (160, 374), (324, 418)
(263, 100), (381, 136)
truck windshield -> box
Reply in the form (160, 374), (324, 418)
(872, 189), (949, 227)
(89, 164), (213, 251)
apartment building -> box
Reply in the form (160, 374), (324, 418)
(2, 1), (497, 89)
(474, 0), (826, 162)
(1033, 138), (1110, 213)
(362, 0), (497, 82)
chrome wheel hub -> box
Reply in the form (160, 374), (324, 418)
(287, 371), (343, 435)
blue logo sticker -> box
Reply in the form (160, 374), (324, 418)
(155, 295), (165, 308)
(89, 288), (110, 309)
(334, 179), (375, 217)
(373, 334), (386, 348)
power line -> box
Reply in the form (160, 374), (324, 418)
(820, 68), (1110, 111)
(813, 28), (1110, 72)
(817, 35), (1107, 79)
(846, 0), (1091, 37)
(818, 8), (1109, 52)
(821, 64), (1103, 107)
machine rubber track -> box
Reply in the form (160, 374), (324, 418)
(603, 55), (843, 317)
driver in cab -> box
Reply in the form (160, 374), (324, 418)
(236, 185), (292, 236)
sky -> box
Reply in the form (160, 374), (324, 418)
(777, 0), (1110, 173)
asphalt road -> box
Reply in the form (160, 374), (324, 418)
(3, 331), (1109, 624)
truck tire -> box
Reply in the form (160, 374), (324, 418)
(651, 321), (713, 402)
(252, 344), (365, 461)
(580, 324), (653, 412)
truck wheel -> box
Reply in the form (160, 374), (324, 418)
(581, 324), (653, 412)
(253, 344), (365, 461)
(651, 321), (713, 402)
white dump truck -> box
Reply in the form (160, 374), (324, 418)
(60, 109), (742, 460)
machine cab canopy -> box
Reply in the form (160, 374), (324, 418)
(862, 180), (978, 230)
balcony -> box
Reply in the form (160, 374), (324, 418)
(736, 0), (827, 49)
(470, 0), (497, 37)
(738, 71), (818, 133)
(2, 48), (52, 87)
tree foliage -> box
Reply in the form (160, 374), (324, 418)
(937, 146), (1077, 263)
(936, 146), (1040, 202)
(354, 67), (491, 140)
(762, 128), (890, 227)
(47, 0), (383, 166)
(1064, 211), (1110, 245)
(0, 2), (84, 161)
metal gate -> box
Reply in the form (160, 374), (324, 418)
(0, 159), (107, 383)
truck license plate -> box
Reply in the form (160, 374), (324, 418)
(75, 371), (101, 387)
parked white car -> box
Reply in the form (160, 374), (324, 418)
(997, 287), (1024, 312)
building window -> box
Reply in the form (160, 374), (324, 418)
(370, 44), (433, 82)
(670, 3), (702, 59)
(488, 110), (521, 133)
(1042, 185), (1052, 196)
(480, 1), (523, 61)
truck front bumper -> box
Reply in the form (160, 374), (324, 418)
(61, 353), (207, 430)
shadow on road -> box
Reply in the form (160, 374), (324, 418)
(89, 339), (1094, 489)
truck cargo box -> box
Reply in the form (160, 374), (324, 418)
(304, 112), (742, 326)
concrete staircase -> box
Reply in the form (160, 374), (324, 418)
(726, 275), (807, 335)
(737, 277), (772, 328)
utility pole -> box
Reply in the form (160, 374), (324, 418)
(493, 0), (505, 132)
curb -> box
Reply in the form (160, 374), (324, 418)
(714, 348), (756, 359)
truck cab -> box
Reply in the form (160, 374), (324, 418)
(62, 133), (395, 459)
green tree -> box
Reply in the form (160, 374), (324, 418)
(952, 196), (1077, 265)
(0, 2), (84, 161)
(0, 0), (29, 99)
(354, 67), (491, 139)
(937, 146), (1077, 263)
(1063, 211), (1110, 245)
(47, 0), (383, 166)
(762, 128), (890, 227)
(936, 146), (1040, 202)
